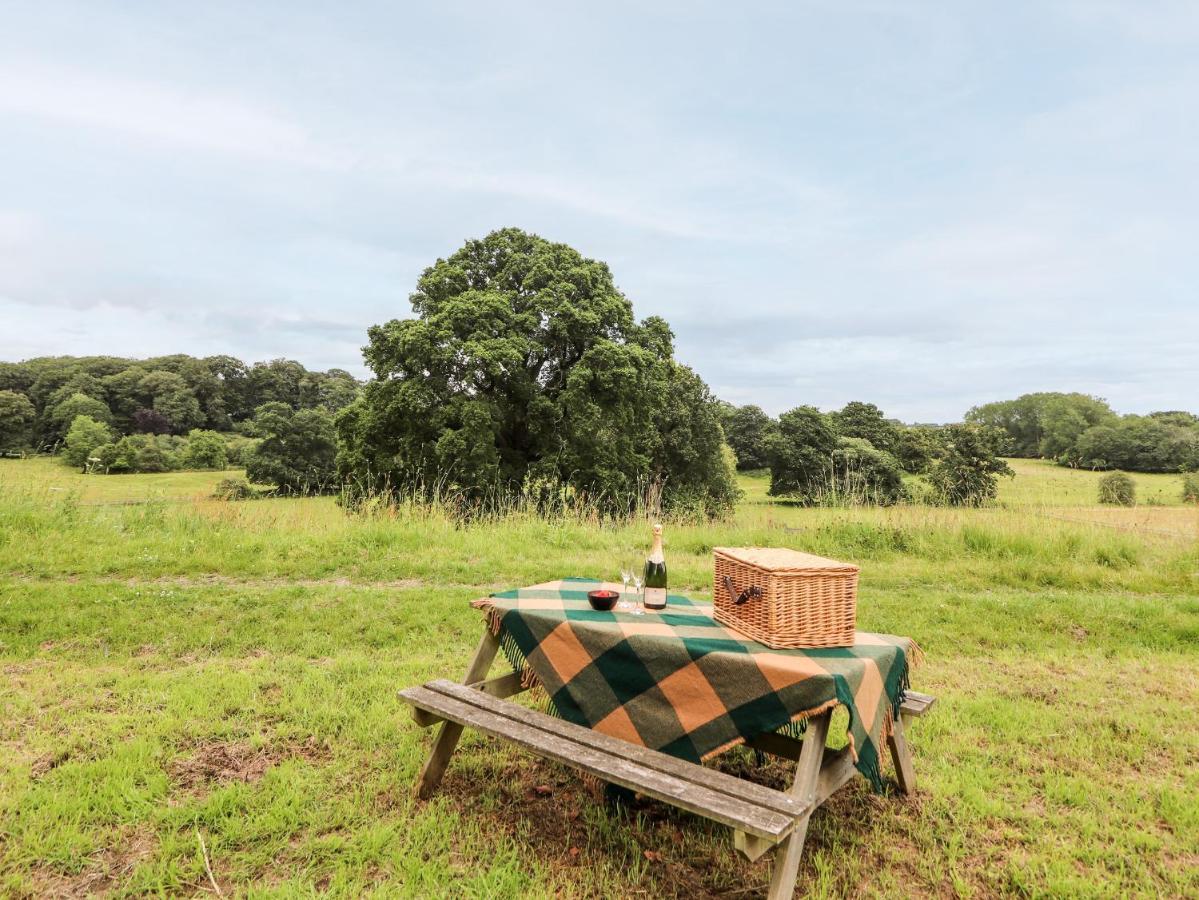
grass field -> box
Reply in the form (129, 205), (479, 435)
(1, 458), (1197, 897)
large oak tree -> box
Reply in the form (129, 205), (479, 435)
(337, 228), (737, 516)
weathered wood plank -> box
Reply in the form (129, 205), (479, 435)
(733, 830), (774, 863)
(887, 714), (916, 795)
(767, 711), (831, 900)
(814, 747), (857, 806)
(401, 684), (798, 840)
(745, 731), (803, 762)
(422, 679), (808, 820)
(469, 669), (527, 699)
(408, 670), (530, 729)
(900, 691), (935, 718)
(414, 631), (499, 799)
(410, 707), (440, 728)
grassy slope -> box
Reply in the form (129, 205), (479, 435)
(0, 459), (1197, 898)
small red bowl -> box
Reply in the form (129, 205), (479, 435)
(587, 589), (619, 611)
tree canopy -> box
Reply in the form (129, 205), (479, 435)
(717, 404), (778, 470)
(245, 403), (338, 494)
(968, 392), (1198, 473)
(0, 390), (36, 450)
(0, 354), (360, 449)
(337, 228), (738, 516)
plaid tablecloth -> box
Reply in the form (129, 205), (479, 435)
(472, 578), (919, 791)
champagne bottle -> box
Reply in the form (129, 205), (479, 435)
(643, 523), (667, 610)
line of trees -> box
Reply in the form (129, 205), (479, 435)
(0, 354), (359, 452)
(0, 355), (357, 486)
(717, 401), (1013, 506)
(966, 393), (1199, 473)
(10, 231), (1149, 514)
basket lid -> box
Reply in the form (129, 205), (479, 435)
(713, 546), (859, 574)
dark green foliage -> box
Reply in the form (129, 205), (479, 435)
(966, 392), (1116, 458)
(830, 438), (907, 505)
(137, 371), (203, 434)
(3, 354), (359, 450)
(245, 403), (338, 494)
(718, 404), (778, 470)
(829, 402), (901, 456)
(98, 434), (181, 473)
(62, 416), (113, 468)
(0, 390), (36, 450)
(49, 392), (113, 439)
(926, 424), (1014, 506)
(1098, 472), (1136, 506)
(132, 408), (171, 434)
(767, 406), (907, 505)
(646, 365), (741, 516)
(968, 392), (1198, 473)
(893, 425), (941, 474)
(1073, 417), (1199, 473)
(1181, 473), (1199, 504)
(767, 406), (839, 501)
(181, 430), (228, 470)
(222, 434), (260, 467)
(338, 228), (737, 517)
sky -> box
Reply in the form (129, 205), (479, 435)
(1, 1), (1196, 422)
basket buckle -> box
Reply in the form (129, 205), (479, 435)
(722, 575), (762, 606)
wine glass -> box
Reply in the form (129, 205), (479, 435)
(619, 564), (634, 610)
(632, 573), (644, 613)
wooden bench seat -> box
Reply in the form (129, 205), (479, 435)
(401, 679), (810, 842)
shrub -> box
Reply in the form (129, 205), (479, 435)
(212, 476), (256, 501)
(926, 424), (1014, 506)
(893, 425), (941, 474)
(182, 429), (228, 469)
(1180, 473), (1199, 504)
(222, 434), (260, 467)
(104, 434), (182, 474)
(767, 406), (839, 501)
(828, 438), (907, 505)
(62, 415), (114, 468)
(246, 403), (337, 494)
(1098, 472), (1136, 506)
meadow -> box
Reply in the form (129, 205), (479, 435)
(1, 458), (1196, 898)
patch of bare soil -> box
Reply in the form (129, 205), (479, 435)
(30, 748), (73, 779)
(438, 753), (770, 898)
(168, 736), (330, 792)
(27, 828), (156, 899)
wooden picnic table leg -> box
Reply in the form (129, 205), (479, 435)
(414, 629), (500, 799)
(767, 710), (832, 900)
(886, 712), (916, 795)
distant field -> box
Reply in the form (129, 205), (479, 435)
(1, 456), (1196, 897)
(5, 456), (240, 503)
(999, 457), (1189, 507)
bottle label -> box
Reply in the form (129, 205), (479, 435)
(644, 587), (667, 608)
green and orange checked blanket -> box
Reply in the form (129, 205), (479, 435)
(472, 578), (920, 792)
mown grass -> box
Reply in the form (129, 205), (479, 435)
(999, 457), (1189, 508)
(1, 459), (1197, 898)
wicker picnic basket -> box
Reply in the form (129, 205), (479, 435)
(712, 547), (859, 649)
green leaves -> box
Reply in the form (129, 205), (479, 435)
(340, 228), (736, 517)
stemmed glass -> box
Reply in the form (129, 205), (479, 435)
(618, 564), (634, 610)
(631, 573), (645, 614)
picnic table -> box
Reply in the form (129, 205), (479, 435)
(402, 579), (932, 899)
